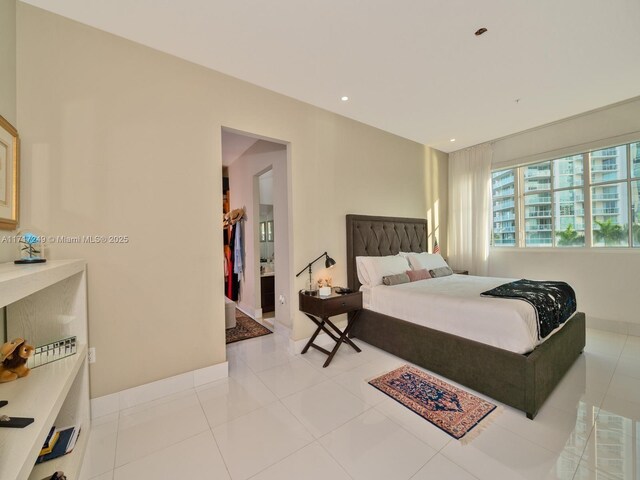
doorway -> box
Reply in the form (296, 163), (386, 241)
(221, 128), (291, 337)
(258, 169), (275, 324)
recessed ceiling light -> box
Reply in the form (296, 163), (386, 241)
(341, 96), (349, 101)
(475, 27), (488, 36)
(450, 138), (456, 142)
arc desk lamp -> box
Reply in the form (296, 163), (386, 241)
(296, 252), (336, 295)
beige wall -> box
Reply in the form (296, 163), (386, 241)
(488, 98), (640, 334)
(17, 4), (448, 397)
(227, 140), (291, 327)
(0, 0), (16, 127)
(425, 147), (448, 256)
(0, 0), (18, 264)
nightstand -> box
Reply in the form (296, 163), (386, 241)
(298, 289), (363, 367)
(453, 269), (469, 275)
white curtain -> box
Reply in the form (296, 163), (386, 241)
(447, 143), (493, 276)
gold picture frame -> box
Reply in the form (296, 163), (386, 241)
(0, 115), (19, 230)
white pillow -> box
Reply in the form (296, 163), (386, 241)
(406, 252), (449, 271)
(356, 255), (411, 286)
(356, 257), (372, 286)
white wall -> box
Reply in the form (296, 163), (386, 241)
(228, 140), (290, 327)
(492, 96), (640, 169)
(17, 5), (448, 396)
(258, 170), (273, 205)
(487, 97), (640, 335)
(490, 249), (640, 336)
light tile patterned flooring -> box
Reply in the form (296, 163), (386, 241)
(79, 328), (640, 480)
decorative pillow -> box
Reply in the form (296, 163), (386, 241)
(406, 252), (449, 271)
(356, 255), (411, 286)
(429, 266), (453, 278)
(406, 268), (431, 282)
(382, 272), (411, 286)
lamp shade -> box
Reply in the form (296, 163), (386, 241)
(325, 254), (336, 269)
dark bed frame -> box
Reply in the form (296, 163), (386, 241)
(346, 214), (585, 419)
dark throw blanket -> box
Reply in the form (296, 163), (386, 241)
(481, 280), (577, 339)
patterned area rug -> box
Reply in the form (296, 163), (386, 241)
(226, 310), (273, 344)
(369, 365), (498, 442)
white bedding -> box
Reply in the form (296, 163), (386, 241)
(361, 274), (566, 354)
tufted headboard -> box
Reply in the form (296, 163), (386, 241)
(346, 214), (428, 291)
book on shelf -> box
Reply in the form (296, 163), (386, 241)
(40, 426), (56, 452)
(36, 425), (82, 464)
(65, 426), (81, 454)
(39, 426), (60, 456)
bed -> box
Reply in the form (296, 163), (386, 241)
(346, 214), (585, 419)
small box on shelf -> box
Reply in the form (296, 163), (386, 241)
(28, 337), (77, 369)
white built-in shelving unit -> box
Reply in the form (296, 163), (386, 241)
(0, 260), (89, 480)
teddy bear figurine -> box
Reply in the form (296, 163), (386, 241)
(0, 338), (35, 383)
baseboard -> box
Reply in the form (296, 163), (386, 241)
(236, 304), (257, 319)
(587, 316), (640, 337)
(90, 361), (229, 419)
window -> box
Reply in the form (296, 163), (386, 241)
(491, 141), (639, 249)
(632, 142), (640, 178)
(632, 180), (640, 247)
(492, 170), (516, 247)
(590, 145), (628, 247)
(555, 189), (585, 246)
(523, 163), (552, 246)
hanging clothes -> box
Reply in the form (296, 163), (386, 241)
(223, 208), (244, 301)
(228, 223), (240, 301)
(224, 246), (232, 296)
(224, 228), (231, 298)
(223, 229), (229, 278)
(233, 220), (244, 281)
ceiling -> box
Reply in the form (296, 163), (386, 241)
(21, 0), (640, 153)
(221, 131), (258, 166)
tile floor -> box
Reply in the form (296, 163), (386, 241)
(79, 328), (640, 480)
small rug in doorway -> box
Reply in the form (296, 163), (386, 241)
(369, 365), (499, 443)
(226, 310), (273, 344)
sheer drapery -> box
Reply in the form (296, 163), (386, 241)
(447, 143), (493, 275)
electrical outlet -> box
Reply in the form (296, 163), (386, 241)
(88, 347), (96, 364)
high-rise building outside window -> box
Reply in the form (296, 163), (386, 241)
(492, 170), (516, 246)
(491, 142), (638, 249)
